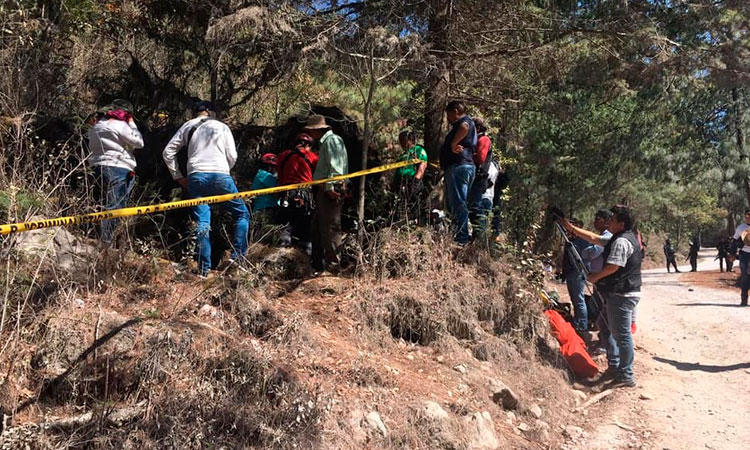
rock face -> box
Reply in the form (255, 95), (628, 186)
(15, 224), (96, 272)
(464, 411), (500, 450)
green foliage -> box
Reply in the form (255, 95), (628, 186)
(0, 189), (45, 220)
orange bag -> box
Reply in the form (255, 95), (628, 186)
(544, 310), (599, 378)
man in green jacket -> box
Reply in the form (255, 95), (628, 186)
(305, 115), (348, 275)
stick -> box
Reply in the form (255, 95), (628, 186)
(575, 389), (613, 412)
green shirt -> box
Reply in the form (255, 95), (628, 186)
(398, 145), (428, 178)
(313, 130), (348, 191)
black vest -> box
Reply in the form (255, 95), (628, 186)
(596, 230), (642, 294)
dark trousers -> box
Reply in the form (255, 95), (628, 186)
(739, 251), (750, 304)
(726, 256), (734, 272)
(719, 256), (725, 272)
(666, 257), (679, 273)
(689, 255), (698, 271)
(311, 189), (342, 271)
(278, 203), (313, 249)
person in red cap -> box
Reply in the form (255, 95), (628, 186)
(250, 153), (279, 224)
(277, 133), (319, 253)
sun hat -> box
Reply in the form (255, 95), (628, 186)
(303, 115), (331, 130)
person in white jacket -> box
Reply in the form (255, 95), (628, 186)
(162, 101), (249, 276)
(86, 99), (144, 243)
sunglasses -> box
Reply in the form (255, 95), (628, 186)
(296, 140), (312, 146)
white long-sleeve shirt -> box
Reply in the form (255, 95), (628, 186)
(86, 118), (144, 170)
(162, 117), (237, 179)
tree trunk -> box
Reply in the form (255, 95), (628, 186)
(357, 50), (377, 224)
(423, 0), (452, 162)
(732, 89), (750, 207)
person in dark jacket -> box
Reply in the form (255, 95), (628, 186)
(559, 205), (641, 388)
(440, 100), (477, 244)
(687, 237), (700, 272)
(663, 239), (680, 273)
(716, 236), (729, 272)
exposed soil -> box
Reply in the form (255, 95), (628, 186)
(577, 249), (750, 450)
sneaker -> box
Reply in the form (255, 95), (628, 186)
(608, 379), (637, 389)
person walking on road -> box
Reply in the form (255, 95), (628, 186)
(663, 239), (680, 273)
(559, 205), (642, 388)
(162, 101), (249, 277)
(730, 210), (750, 306)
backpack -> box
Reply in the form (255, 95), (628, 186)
(473, 133), (494, 192)
(278, 147), (315, 174)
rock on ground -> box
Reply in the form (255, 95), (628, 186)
(464, 411), (501, 450)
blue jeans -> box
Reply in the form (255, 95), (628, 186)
(469, 191), (492, 241)
(444, 164), (475, 244)
(188, 173), (250, 275)
(565, 274), (587, 332)
(93, 165), (135, 243)
(603, 292), (639, 382)
(739, 251), (750, 303)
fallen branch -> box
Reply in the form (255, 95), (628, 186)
(575, 389), (613, 412)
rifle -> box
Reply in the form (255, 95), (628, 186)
(550, 207), (608, 328)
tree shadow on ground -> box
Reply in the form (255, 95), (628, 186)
(653, 356), (750, 373)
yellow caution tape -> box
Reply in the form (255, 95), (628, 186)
(0, 159), (424, 236)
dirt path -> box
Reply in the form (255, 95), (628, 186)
(579, 248), (750, 450)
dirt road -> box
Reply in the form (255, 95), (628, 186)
(580, 248), (750, 450)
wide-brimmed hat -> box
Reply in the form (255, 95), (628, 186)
(303, 115), (331, 130)
(741, 228), (750, 247)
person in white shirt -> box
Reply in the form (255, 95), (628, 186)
(469, 159), (498, 241)
(162, 101), (249, 276)
(86, 99), (144, 243)
(730, 209), (750, 305)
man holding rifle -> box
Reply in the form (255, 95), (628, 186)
(556, 205), (641, 388)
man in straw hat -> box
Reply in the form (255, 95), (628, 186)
(304, 114), (348, 275)
(730, 209), (750, 305)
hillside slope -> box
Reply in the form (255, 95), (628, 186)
(0, 228), (595, 449)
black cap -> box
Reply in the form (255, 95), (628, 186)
(192, 100), (215, 114)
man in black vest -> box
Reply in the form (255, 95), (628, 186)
(559, 205), (641, 388)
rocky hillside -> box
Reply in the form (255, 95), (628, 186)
(0, 226), (598, 449)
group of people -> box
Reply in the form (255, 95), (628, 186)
(558, 206), (642, 389)
(86, 98), (508, 277)
(88, 100), (350, 276)
(439, 101), (507, 244)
